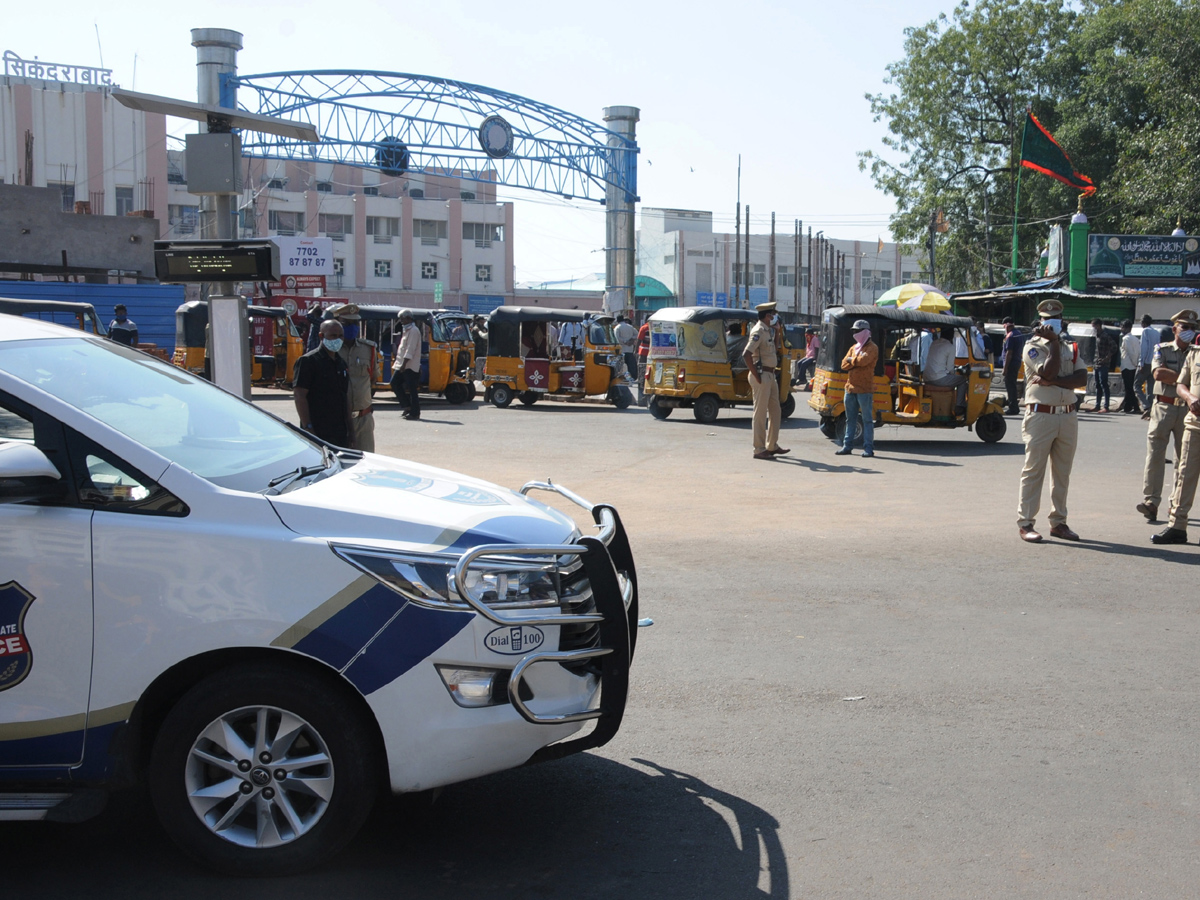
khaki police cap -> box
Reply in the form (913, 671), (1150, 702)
(1036, 299), (1064, 318)
(328, 302), (361, 321)
(755, 302), (777, 314)
(1170, 308), (1199, 327)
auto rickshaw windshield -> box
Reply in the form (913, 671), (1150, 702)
(589, 320), (616, 345)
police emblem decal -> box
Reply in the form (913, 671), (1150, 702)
(0, 581), (36, 691)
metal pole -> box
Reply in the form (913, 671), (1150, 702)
(734, 201), (741, 307)
(769, 211), (776, 308)
(807, 227), (813, 313)
(744, 204), (751, 308)
(603, 106), (640, 313)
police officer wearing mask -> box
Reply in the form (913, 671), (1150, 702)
(293, 319), (352, 447)
(1138, 309), (1198, 524)
(1151, 312), (1200, 544)
(742, 302), (790, 460)
(329, 303), (377, 454)
(1017, 299), (1089, 543)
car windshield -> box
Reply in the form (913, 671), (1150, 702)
(2, 337), (325, 491)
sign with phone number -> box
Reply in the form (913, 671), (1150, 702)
(269, 236), (334, 275)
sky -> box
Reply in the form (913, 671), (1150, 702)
(8, 0), (956, 283)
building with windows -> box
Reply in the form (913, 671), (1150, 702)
(637, 207), (927, 316)
(2, 59), (516, 314)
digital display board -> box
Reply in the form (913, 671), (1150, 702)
(154, 241), (280, 283)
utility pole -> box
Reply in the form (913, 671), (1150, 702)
(793, 219), (800, 314)
(739, 205), (748, 309)
(983, 190), (995, 288)
(769, 211), (776, 308)
(807, 227), (813, 313)
(928, 208), (938, 287)
(734, 154), (741, 307)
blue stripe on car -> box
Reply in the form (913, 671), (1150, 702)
(343, 603), (473, 696)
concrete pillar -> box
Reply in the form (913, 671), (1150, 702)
(603, 106), (639, 314)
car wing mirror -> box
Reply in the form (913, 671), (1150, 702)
(0, 442), (65, 505)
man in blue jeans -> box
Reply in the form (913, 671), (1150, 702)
(836, 318), (878, 458)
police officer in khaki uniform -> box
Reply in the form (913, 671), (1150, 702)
(329, 303), (378, 453)
(742, 302), (790, 460)
(1137, 309), (1198, 522)
(1151, 323), (1200, 544)
(1017, 299), (1089, 543)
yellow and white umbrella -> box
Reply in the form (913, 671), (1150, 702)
(875, 282), (952, 313)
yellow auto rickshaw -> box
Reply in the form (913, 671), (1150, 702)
(360, 306), (476, 404)
(643, 306), (800, 423)
(482, 307), (633, 408)
(172, 300), (304, 385)
(809, 305), (1007, 443)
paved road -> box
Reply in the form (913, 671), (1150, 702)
(10, 390), (1199, 898)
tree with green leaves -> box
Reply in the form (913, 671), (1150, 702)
(861, 0), (1200, 292)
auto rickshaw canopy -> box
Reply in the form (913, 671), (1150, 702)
(487, 306), (615, 358)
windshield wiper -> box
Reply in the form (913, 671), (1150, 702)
(265, 445), (335, 495)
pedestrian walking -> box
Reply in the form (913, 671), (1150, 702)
(835, 318), (878, 458)
(614, 313), (638, 382)
(636, 318), (651, 406)
(743, 302), (790, 460)
(391, 311), (423, 420)
(1149, 312), (1200, 544)
(1016, 299), (1089, 543)
(108, 304), (138, 347)
(1086, 318), (1116, 412)
(330, 303), (377, 453)
(293, 319), (351, 447)
(1001, 317), (1024, 415)
(1139, 309), (1197, 522)
(1119, 320), (1140, 413)
(1135, 314), (1160, 413)
(471, 316), (489, 382)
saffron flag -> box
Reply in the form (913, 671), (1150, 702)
(1020, 112), (1096, 196)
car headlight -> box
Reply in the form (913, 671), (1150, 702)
(332, 545), (567, 611)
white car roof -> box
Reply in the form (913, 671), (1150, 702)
(0, 311), (90, 342)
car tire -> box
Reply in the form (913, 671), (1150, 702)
(491, 385), (514, 408)
(148, 663), (378, 877)
(444, 382), (469, 405)
(648, 396), (672, 420)
(780, 394), (796, 420)
(692, 394), (720, 424)
(976, 411), (1007, 443)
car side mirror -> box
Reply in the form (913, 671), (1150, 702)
(0, 442), (66, 505)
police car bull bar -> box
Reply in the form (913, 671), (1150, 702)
(446, 481), (638, 758)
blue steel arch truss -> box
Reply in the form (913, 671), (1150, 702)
(228, 71), (637, 205)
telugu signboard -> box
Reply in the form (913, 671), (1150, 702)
(1088, 233), (1200, 282)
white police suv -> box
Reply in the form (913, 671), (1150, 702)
(0, 315), (637, 875)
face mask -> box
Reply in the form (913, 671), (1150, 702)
(1180, 329), (1196, 344)
(768, 315), (778, 327)
(1042, 318), (1062, 335)
(115, 315), (127, 323)
(322, 337), (343, 353)
(854, 329), (871, 345)
(342, 323), (359, 341)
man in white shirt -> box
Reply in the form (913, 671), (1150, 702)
(924, 327), (966, 410)
(1119, 319), (1141, 413)
(1136, 314), (1160, 413)
(391, 311), (423, 420)
(614, 314), (638, 381)
(558, 320), (583, 360)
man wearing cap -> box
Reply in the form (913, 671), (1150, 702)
(1017, 299), (1089, 543)
(836, 318), (879, 458)
(1150, 313), (1200, 544)
(742, 302), (790, 460)
(1137, 310), (1197, 522)
(391, 311), (423, 420)
(330, 304), (378, 453)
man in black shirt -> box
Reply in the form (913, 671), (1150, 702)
(293, 319), (352, 446)
(108, 304), (138, 346)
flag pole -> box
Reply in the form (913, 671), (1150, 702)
(1010, 107), (1029, 284)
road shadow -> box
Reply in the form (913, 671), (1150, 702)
(773, 455), (880, 474)
(870, 439), (1026, 458)
(7, 755), (786, 900)
(1037, 537), (1198, 563)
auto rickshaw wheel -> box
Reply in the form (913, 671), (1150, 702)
(609, 385), (633, 409)
(818, 416), (837, 439)
(491, 384), (514, 408)
(648, 396), (672, 420)
(444, 382), (470, 405)
(834, 413), (863, 446)
(781, 394), (796, 420)
(692, 394), (721, 424)
(467, 383), (478, 402)
(519, 391), (539, 406)
(976, 411), (1007, 443)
